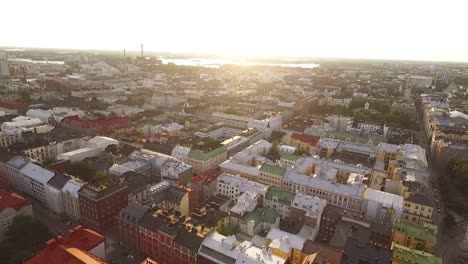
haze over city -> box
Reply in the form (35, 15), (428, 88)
(2, 0), (468, 62)
(2, 1), (468, 264)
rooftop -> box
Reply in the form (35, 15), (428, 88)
(189, 145), (226, 161)
(78, 183), (127, 201)
(259, 163), (286, 177)
(265, 187), (296, 205)
(290, 133), (320, 146)
(267, 227), (305, 253)
(47, 173), (70, 190)
(393, 220), (437, 243)
(302, 240), (343, 264)
(25, 225), (106, 264)
(243, 207), (278, 227)
(0, 189), (31, 213)
(341, 237), (392, 264)
(235, 245), (287, 264)
(392, 244), (441, 264)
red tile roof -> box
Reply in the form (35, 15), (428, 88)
(0, 189), (31, 213)
(0, 101), (27, 110)
(61, 115), (129, 135)
(25, 225), (106, 264)
(190, 169), (222, 185)
(291, 133), (320, 146)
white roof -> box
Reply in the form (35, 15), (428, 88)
(230, 192), (258, 215)
(87, 136), (119, 148)
(266, 228), (305, 253)
(19, 162), (54, 184)
(378, 142), (399, 153)
(164, 122), (184, 132)
(364, 188), (403, 211)
(235, 246), (287, 264)
(217, 173), (268, 195)
(62, 178), (85, 198)
(291, 193), (327, 218)
(108, 163), (133, 176)
(1, 117), (43, 129)
(400, 144), (428, 169)
(57, 147), (101, 160)
(449, 110), (468, 120)
(200, 232), (245, 261)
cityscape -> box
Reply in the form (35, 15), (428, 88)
(2, 1), (468, 264)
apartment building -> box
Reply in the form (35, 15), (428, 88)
(392, 220), (437, 254)
(402, 193), (434, 224)
(78, 183), (128, 232)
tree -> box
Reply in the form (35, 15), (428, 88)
(266, 142), (281, 162)
(16, 90), (32, 104)
(0, 215), (50, 264)
(249, 157), (257, 167)
(65, 162), (97, 182)
(224, 107), (239, 115)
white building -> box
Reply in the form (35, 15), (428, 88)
(62, 177), (85, 221)
(18, 162), (55, 203)
(45, 173), (69, 214)
(236, 245), (287, 264)
(171, 145), (191, 163)
(1, 116), (43, 132)
(216, 173), (268, 200)
(57, 136), (118, 162)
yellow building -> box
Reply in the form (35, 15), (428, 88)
(282, 133), (319, 154)
(392, 220), (437, 254)
(402, 193), (434, 224)
(188, 146), (227, 174)
(259, 163), (286, 188)
(392, 244), (441, 264)
(266, 227), (306, 264)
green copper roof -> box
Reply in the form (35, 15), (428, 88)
(392, 244), (442, 264)
(393, 220), (437, 243)
(266, 187), (295, 205)
(281, 152), (300, 161)
(188, 146), (226, 161)
(243, 208), (278, 227)
(266, 187), (296, 205)
(259, 164), (286, 176)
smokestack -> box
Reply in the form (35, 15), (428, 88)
(124, 49), (126, 58)
(141, 44), (143, 57)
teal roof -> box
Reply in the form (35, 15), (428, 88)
(393, 244), (442, 264)
(266, 187), (295, 205)
(259, 164), (286, 176)
(281, 152), (300, 161)
(188, 146), (227, 161)
(393, 220), (437, 243)
(243, 208), (278, 227)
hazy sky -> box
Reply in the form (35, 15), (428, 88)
(2, 0), (468, 61)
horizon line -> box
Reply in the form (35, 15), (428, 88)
(2, 45), (468, 64)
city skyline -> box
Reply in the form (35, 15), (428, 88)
(2, 0), (468, 62)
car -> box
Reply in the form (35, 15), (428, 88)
(127, 255), (134, 260)
(66, 221), (71, 226)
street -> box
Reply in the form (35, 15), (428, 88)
(32, 200), (77, 236)
(104, 227), (146, 264)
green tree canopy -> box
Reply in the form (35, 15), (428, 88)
(266, 142), (281, 162)
(0, 215), (51, 264)
(65, 161), (96, 182)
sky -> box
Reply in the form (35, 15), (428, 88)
(2, 0), (468, 62)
